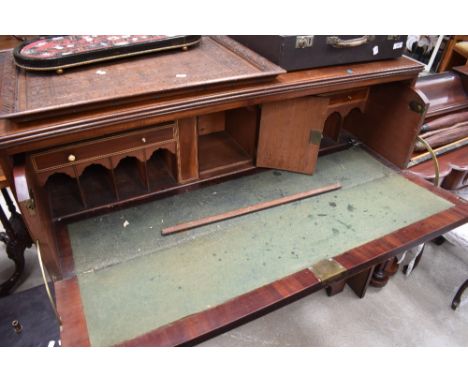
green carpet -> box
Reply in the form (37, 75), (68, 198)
(67, 147), (453, 346)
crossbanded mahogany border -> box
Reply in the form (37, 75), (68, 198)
(56, 171), (468, 347)
(119, 269), (321, 347)
(55, 276), (90, 346)
(335, 172), (468, 273)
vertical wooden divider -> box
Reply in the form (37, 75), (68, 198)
(72, 165), (88, 209)
(136, 151), (148, 190)
(142, 149), (150, 192)
(109, 157), (120, 201)
(177, 117), (199, 183)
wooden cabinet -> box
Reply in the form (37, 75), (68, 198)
(23, 96), (342, 222)
(27, 123), (179, 218)
(0, 52), (430, 278)
(21, 95), (360, 221)
(197, 107), (258, 178)
(1, 41), (466, 347)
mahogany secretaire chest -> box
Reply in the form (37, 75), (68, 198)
(0, 36), (466, 346)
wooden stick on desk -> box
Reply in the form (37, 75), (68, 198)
(161, 182), (342, 236)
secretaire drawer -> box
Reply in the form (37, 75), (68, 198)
(327, 88), (369, 105)
(32, 123), (175, 172)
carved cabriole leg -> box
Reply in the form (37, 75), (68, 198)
(13, 163), (62, 279)
(0, 188), (33, 296)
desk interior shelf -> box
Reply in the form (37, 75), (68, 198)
(197, 108), (258, 178)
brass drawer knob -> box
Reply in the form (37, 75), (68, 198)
(68, 154), (76, 162)
(141, 137), (147, 143)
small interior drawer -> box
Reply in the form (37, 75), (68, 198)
(327, 88), (369, 105)
(322, 88), (370, 119)
(31, 123), (175, 172)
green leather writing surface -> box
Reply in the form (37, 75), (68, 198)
(67, 147), (453, 346)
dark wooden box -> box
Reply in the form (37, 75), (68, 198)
(230, 35), (408, 71)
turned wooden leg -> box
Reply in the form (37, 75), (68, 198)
(370, 257), (398, 288)
(385, 256), (399, 276)
(326, 279), (346, 296)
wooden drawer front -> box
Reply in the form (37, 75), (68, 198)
(32, 124), (175, 172)
(328, 88), (369, 105)
(325, 88), (369, 116)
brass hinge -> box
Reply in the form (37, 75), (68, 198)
(309, 130), (323, 145)
(409, 100), (425, 114)
(26, 198), (36, 215)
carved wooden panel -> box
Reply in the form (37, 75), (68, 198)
(1, 36), (284, 117)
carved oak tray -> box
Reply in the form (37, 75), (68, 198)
(13, 35), (202, 73)
(0, 36), (285, 119)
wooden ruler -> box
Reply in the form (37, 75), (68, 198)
(161, 182), (342, 236)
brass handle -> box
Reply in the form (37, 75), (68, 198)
(68, 154), (76, 162)
(326, 35), (375, 48)
(36, 241), (62, 326)
(141, 137), (147, 143)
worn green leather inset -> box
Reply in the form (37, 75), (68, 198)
(68, 147), (453, 346)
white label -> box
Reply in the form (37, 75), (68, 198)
(393, 41), (404, 49)
(372, 45), (379, 55)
